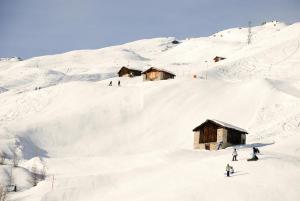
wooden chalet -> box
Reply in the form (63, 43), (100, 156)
(118, 66), (142, 77)
(193, 119), (247, 150)
(142, 67), (176, 81)
(213, 56), (226, 62)
(171, 40), (180, 44)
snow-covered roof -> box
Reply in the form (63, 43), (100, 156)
(142, 67), (176, 76)
(193, 119), (248, 133)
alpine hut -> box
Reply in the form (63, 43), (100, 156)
(118, 66), (142, 77)
(142, 67), (175, 81)
(213, 56), (226, 62)
(193, 119), (247, 150)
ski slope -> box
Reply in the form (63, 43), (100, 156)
(0, 21), (300, 201)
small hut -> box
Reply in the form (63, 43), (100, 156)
(171, 40), (180, 44)
(193, 119), (247, 150)
(142, 67), (175, 81)
(213, 56), (226, 62)
(118, 66), (142, 77)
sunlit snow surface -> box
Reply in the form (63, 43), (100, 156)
(0, 21), (300, 201)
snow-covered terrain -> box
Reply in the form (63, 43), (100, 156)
(0, 21), (300, 201)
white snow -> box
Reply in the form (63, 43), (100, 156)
(0, 21), (300, 201)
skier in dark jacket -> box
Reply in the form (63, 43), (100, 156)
(247, 153), (259, 161)
(118, 80), (121, 87)
(108, 81), (112, 86)
(253, 147), (260, 154)
(217, 141), (223, 150)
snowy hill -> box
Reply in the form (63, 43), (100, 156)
(0, 21), (300, 201)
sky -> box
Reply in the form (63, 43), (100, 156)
(0, 0), (300, 59)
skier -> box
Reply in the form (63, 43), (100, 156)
(226, 164), (232, 177)
(247, 152), (258, 161)
(118, 80), (121, 87)
(230, 166), (234, 174)
(253, 147), (260, 154)
(108, 81), (112, 86)
(232, 148), (238, 161)
(217, 141), (223, 150)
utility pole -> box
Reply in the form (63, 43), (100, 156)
(248, 21), (252, 45)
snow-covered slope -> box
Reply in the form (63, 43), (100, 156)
(0, 21), (300, 201)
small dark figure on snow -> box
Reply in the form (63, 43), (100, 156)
(14, 185), (17, 192)
(217, 141), (223, 150)
(230, 166), (234, 174)
(253, 147), (260, 154)
(232, 148), (238, 161)
(108, 81), (112, 86)
(118, 80), (121, 87)
(247, 153), (259, 161)
(226, 164), (233, 177)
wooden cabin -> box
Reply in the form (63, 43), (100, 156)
(193, 119), (247, 150)
(213, 56), (226, 62)
(118, 66), (142, 77)
(171, 40), (180, 44)
(142, 67), (175, 81)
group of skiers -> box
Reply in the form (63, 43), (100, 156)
(226, 147), (260, 177)
(108, 80), (121, 86)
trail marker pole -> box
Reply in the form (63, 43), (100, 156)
(248, 21), (252, 45)
(51, 175), (54, 190)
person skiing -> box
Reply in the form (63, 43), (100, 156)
(253, 147), (260, 154)
(247, 152), (258, 161)
(108, 81), (112, 86)
(118, 80), (121, 87)
(230, 166), (234, 174)
(226, 164), (231, 177)
(232, 148), (238, 161)
(217, 141), (223, 150)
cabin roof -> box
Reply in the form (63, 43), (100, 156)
(142, 67), (176, 76)
(118, 66), (142, 73)
(193, 119), (248, 134)
(213, 56), (226, 60)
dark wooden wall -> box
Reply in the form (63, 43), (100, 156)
(162, 72), (175, 79)
(227, 129), (242, 144)
(199, 121), (218, 143)
(119, 68), (130, 76)
(119, 68), (141, 77)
